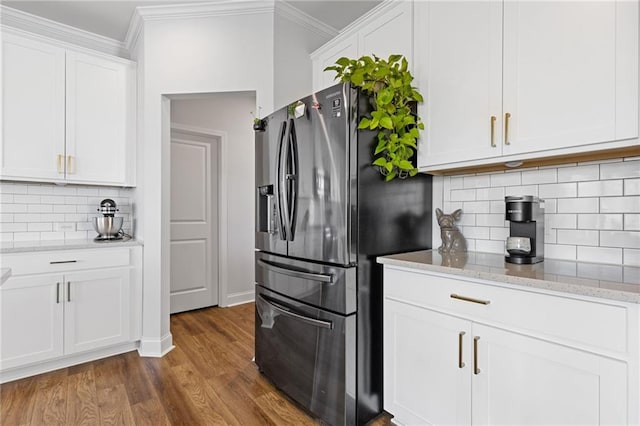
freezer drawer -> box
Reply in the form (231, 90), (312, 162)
(255, 286), (356, 426)
(255, 252), (356, 315)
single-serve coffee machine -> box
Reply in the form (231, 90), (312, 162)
(505, 196), (544, 264)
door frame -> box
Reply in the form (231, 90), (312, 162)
(169, 123), (229, 308)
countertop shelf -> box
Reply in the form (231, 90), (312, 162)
(378, 250), (640, 304)
(0, 238), (143, 254)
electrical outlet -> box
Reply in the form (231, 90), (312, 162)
(54, 223), (76, 232)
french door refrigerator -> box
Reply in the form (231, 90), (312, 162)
(255, 82), (432, 426)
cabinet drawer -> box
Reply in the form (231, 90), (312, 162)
(384, 267), (629, 354)
(1, 248), (130, 276)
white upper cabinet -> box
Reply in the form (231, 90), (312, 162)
(311, 1), (414, 92)
(418, 0), (639, 172)
(1, 33), (66, 181)
(1, 31), (136, 186)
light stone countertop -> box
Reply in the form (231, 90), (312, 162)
(0, 238), (143, 254)
(378, 250), (640, 304)
(1, 268), (11, 285)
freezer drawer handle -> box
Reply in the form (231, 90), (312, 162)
(258, 294), (333, 330)
(258, 259), (334, 283)
(50, 260), (77, 264)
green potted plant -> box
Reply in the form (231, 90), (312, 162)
(251, 108), (265, 131)
(325, 54), (424, 181)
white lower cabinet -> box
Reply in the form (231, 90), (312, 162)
(383, 267), (636, 425)
(0, 246), (141, 382)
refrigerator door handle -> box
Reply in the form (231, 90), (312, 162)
(280, 119), (293, 241)
(275, 120), (288, 241)
(258, 294), (333, 329)
(257, 258), (334, 283)
(287, 118), (299, 241)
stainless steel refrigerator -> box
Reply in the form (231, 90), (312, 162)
(254, 82), (432, 425)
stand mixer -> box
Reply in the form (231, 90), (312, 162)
(92, 199), (124, 241)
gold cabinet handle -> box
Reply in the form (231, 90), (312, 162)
(504, 112), (511, 145)
(450, 294), (491, 305)
(474, 336), (481, 375)
(67, 155), (74, 175)
(458, 331), (466, 369)
(490, 116), (496, 147)
(57, 154), (64, 174)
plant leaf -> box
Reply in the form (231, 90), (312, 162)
(336, 57), (350, 67)
(398, 160), (413, 170)
(372, 157), (387, 167)
(379, 116), (393, 130)
(385, 162), (394, 173)
(388, 54), (402, 64)
(358, 118), (371, 129)
(385, 170), (397, 181)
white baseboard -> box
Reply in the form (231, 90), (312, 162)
(0, 341), (139, 384)
(138, 332), (174, 357)
(225, 290), (255, 307)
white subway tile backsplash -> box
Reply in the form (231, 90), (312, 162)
(27, 204), (53, 213)
(462, 226), (490, 239)
(546, 214), (577, 229)
(579, 180), (623, 197)
(600, 196), (640, 213)
(624, 179), (640, 196)
(476, 187), (504, 201)
(27, 222), (53, 232)
(545, 228), (557, 244)
(463, 175), (490, 189)
(521, 169), (557, 185)
(490, 227), (509, 241)
(542, 199), (556, 214)
(624, 249), (640, 267)
(539, 183), (577, 199)
(626, 214), (640, 231)
(545, 244), (577, 261)
(557, 229), (599, 246)
(450, 176), (464, 189)
(457, 213), (476, 226)
(476, 214), (506, 227)
(557, 198), (599, 213)
(600, 160), (640, 180)
(601, 231), (640, 249)
(490, 172), (521, 187)
(451, 189), (476, 202)
(490, 201), (506, 214)
(0, 183), (133, 242)
(557, 164), (599, 182)
(578, 214), (623, 230)
(505, 185), (538, 197)
(576, 246), (622, 265)
(463, 201), (490, 214)
(475, 239), (505, 254)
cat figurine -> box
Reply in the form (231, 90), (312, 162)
(436, 208), (467, 253)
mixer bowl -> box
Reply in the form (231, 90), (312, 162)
(92, 217), (123, 237)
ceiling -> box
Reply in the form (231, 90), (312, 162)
(1, 0), (381, 42)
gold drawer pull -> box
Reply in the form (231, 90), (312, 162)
(504, 112), (511, 145)
(458, 331), (465, 369)
(474, 336), (481, 375)
(67, 155), (75, 174)
(57, 154), (63, 174)
(450, 294), (490, 305)
(490, 116), (496, 147)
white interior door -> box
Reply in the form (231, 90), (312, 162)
(170, 128), (219, 314)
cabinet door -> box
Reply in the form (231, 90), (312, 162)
(384, 298), (472, 425)
(64, 268), (131, 354)
(312, 34), (358, 92)
(417, 1), (503, 168)
(502, 1), (638, 155)
(358, 2), (413, 66)
(0, 275), (64, 370)
(472, 324), (627, 425)
(1, 33), (66, 182)
(65, 51), (131, 185)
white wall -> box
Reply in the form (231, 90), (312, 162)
(136, 12), (274, 356)
(434, 157), (640, 267)
(274, 7), (332, 109)
(170, 92), (257, 306)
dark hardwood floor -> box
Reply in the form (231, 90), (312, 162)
(0, 303), (392, 425)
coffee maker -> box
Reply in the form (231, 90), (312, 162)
(505, 196), (544, 264)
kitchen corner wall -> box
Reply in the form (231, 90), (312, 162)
(434, 157), (640, 266)
(0, 182), (133, 242)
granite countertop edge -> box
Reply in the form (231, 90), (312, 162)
(0, 238), (143, 254)
(378, 251), (640, 304)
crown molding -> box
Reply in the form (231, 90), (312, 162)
(0, 5), (129, 58)
(124, 7), (143, 53)
(134, 1), (274, 22)
(275, 2), (338, 39)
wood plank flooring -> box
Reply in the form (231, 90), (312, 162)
(0, 303), (392, 425)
